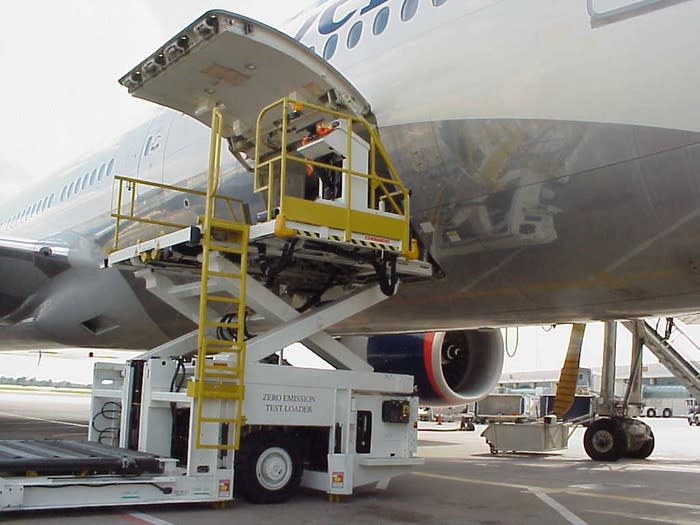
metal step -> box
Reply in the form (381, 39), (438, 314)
(624, 320), (700, 400)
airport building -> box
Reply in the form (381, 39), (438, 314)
(499, 362), (699, 416)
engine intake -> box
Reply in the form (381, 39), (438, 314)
(367, 330), (504, 406)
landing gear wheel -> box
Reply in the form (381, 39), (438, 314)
(235, 432), (302, 504)
(646, 408), (656, 418)
(662, 408), (672, 418)
(626, 428), (655, 459)
(583, 418), (624, 461)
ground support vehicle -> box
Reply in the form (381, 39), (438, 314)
(0, 10), (433, 511)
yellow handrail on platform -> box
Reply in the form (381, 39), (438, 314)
(253, 97), (415, 259)
(110, 176), (248, 251)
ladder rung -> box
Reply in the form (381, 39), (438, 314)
(187, 381), (243, 399)
(205, 320), (242, 329)
(202, 374), (240, 381)
(207, 270), (243, 279)
(206, 295), (240, 304)
(202, 364), (240, 372)
(203, 363), (240, 371)
(209, 218), (247, 232)
(199, 417), (244, 424)
(204, 338), (234, 346)
(209, 243), (244, 255)
(203, 339), (246, 351)
(202, 369), (241, 378)
(195, 443), (239, 450)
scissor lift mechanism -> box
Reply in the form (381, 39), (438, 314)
(0, 10), (433, 512)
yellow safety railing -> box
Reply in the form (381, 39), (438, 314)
(110, 176), (248, 251)
(253, 97), (416, 259)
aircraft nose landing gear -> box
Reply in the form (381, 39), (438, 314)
(583, 417), (655, 461)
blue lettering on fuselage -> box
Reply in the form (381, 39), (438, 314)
(295, 0), (389, 40)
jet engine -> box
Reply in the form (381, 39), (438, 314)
(366, 330), (504, 406)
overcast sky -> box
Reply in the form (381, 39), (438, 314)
(0, 1), (310, 200)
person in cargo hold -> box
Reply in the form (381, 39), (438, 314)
(303, 122), (343, 201)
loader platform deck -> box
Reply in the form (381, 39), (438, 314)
(0, 440), (163, 477)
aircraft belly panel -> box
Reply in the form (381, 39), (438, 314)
(336, 117), (700, 332)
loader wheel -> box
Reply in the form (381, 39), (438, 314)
(583, 418), (624, 461)
(235, 432), (302, 504)
(646, 408), (656, 418)
(662, 408), (672, 418)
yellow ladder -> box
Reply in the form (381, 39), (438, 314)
(187, 107), (249, 450)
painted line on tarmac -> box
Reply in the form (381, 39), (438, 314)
(533, 492), (588, 525)
(0, 410), (89, 428)
(413, 472), (700, 511)
(122, 512), (175, 525)
(589, 509), (700, 525)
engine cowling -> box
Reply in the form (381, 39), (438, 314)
(366, 330), (504, 406)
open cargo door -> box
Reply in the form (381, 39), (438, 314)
(119, 10), (373, 154)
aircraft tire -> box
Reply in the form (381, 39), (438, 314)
(583, 418), (624, 461)
(626, 428), (655, 459)
(235, 432), (303, 504)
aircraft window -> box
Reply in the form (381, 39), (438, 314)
(105, 158), (115, 179)
(39, 198), (46, 212)
(68, 182), (74, 196)
(74, 178), (80, 194)
(347, 20), (363, 49)
(81, 173), (90, 191)
(97, 165), (105, 183)
(401, 0), (419, 21)
(143, 136), (153, 157)
(60, 186), (67, 201)
(29, 203), (37, 217)
(323, 34), (338, 60)
(373, 6), (390, 35)
(47, 193), (55, 208)
(432, 0), (447, 5)
(90, 168), (97, 185)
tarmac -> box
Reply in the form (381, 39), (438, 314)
(2, 389), (700, 524)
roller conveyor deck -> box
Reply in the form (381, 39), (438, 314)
(0, 440), (163, 477)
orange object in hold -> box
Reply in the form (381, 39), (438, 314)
(315, 121), (335, 137)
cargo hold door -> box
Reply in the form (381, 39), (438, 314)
(119, 10), (373, 151)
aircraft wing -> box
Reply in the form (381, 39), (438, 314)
(0, 237), (71, 321)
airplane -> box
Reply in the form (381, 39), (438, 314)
(1, 0), (699, 410)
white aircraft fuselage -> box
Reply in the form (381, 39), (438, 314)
(2, 0), (700, 350)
